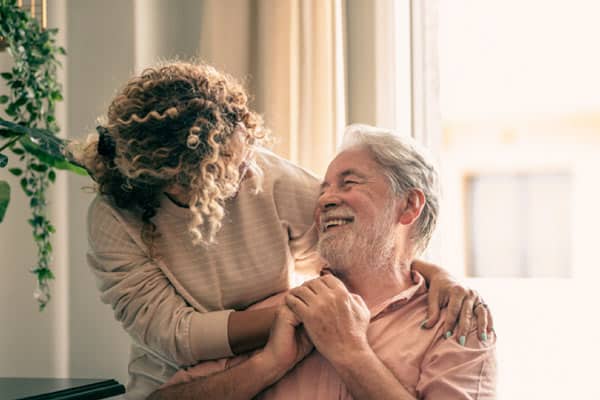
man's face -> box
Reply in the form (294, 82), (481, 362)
(316, 147), (397, 270)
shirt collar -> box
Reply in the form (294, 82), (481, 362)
(369, 270), (428, 321)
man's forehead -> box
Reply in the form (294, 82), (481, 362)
(323, 148), (378, 179)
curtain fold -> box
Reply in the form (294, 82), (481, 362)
(198, 0), (346, 177)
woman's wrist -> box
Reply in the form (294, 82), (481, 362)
(411, 259), (446, 284)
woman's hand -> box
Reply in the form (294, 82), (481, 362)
(262, 305), (314, 373)
(412, 260), (494, 344)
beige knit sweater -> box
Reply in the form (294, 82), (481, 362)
(86, 149), (320, 399)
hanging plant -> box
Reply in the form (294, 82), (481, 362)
(0, 0), (86, 310)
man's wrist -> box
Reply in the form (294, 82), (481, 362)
(324, 342), (374, 371)
(254, 350), (292, 383)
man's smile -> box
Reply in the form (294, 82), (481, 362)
(320, 216), (354, 232)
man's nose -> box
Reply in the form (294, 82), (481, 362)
(318, 189), (341, 211)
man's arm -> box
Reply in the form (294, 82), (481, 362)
(147, 351), (282, 400)
(327, 347), (416, 400)
(285, 275), (417, 400)
(148, 306), (313, 400)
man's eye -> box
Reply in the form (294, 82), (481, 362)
(344, 180), (358, 185)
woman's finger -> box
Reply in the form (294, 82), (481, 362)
(443, 287), (466, 337)
(474, 303), (489, 341)
(455, 292), (476, 345)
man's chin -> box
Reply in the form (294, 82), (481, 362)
(319, 244), (355, 269)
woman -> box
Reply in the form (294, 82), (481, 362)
(72, 61), (491, 399)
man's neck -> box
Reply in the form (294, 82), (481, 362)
(334, 257), (414, 309)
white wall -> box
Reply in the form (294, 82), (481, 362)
(65, 0), (136, 384)
(0, 4), (67, 378)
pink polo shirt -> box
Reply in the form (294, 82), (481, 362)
(164, 272), (496, 399)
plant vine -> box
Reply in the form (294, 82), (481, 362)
(0, 0), (67, 310)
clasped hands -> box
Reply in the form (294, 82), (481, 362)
(261, 272), (493, 374)
(261, 274), (371, 374)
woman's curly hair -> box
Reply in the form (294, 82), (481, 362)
(70, 61), (268, 251)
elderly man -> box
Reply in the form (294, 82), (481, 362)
(148, 124), (496, 399)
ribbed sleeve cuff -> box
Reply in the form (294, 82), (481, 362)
(189, 309), (235, 361)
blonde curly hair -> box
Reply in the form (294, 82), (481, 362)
(70, 61), (268, 250)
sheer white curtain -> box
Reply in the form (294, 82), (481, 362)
(346, 0), (441, 260)
(198, 0), (346, 177)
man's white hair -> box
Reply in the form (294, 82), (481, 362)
(340, 124), (440, 254)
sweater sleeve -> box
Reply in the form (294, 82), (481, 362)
(271, 159), (323, 277)
(86, 197), (234, 367)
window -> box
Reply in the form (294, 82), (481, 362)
(467, 172), (572, 278)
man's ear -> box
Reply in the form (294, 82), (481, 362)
(398, 189), (426, 225)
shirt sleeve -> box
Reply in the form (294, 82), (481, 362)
(416, 328), (497, 399)
(87, 197), (234, 367)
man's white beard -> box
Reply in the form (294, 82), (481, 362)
(318, 201), (397, 275)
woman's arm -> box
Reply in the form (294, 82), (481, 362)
(227, 307), (277, 354)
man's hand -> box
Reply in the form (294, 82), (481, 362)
(285, 274), (371, 365)
(262, 305), (314, 375)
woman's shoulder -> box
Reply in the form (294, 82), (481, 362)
(254, 147), (320, 190)
(87, 194), (142, 230)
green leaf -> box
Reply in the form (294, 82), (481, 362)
(50, 91), (63, 101)
(0, 128), (20, 138)
(20, 177), (29, 193)
(11, 147), (24, 155)
(0, 180), (10, 223)
(37, 268), (55, 281)
(30, 163), (48, 172)
(19, 136), (88, 176)
(9, 167), (22, 176)
(9, 79), (23, 89)
(0, 72), (12, 80)
(28, 215), (44, 227)
(0, 154), (7, 168)
(0, 95), (8, 104)
(14, 95), (27, 107)
(48, 170), (56, 182)
(5, 104), (17, 117)
(0, 118), (64, 157)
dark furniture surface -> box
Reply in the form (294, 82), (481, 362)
(0, 377), (125, 400)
